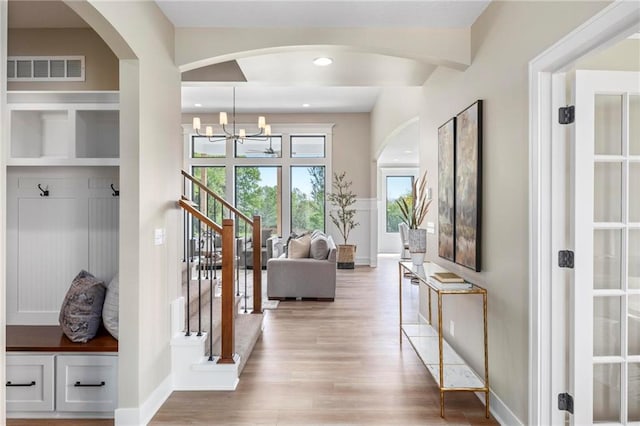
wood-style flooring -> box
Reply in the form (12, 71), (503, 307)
(9, 256), (497, 426)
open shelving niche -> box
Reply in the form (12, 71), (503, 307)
(6, 91), (119, 167)
(398, 261), (489, 418)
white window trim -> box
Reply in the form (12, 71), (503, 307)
(182, 122), (333, 238)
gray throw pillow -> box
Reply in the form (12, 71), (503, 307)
(102, 273), (119, 340)
(310, 235), (330, 260)
(59, 270), (106, 343)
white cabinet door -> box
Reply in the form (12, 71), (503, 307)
(6, 354), (55, 412)
(55, 355), (118, 412)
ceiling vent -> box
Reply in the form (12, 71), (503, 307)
(7, 56), (85, 82)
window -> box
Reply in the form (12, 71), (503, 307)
(186, 124), (332, 240)
(192, 136), (225, 158)
(235, 137), (282, 158)
(291, 166), (325, 234)
(235, 166), (281, 235)
(291, 135), (325, 158)
(192, 166), (226, 224)
(386, 176), (413, 233)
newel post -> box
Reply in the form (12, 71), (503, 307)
(252, 215), (262, 314)
(218, 218), (235, 364)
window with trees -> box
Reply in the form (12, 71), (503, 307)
(386, 175), (413, 232)
(291, 166), (325, 234)
(186, 124), (332, 239)
(235, 166), (281, 235)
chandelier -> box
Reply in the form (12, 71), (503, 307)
(191, 87), (271, 143)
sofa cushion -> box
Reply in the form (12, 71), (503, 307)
(288, 234), (311, 258)
(59, 270), (106, 343)
(102, 273), (119, 340)
(310, 234), (330, 260)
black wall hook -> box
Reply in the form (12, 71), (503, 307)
(110, 184), (120, 197)
(37, 184), (49, 197)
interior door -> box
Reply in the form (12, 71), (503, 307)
(570, 70), (640, 425)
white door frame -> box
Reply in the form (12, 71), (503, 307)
(528, 2), (640, 424)
(0, 1), (8, 422)
(377, 166), (418, 253)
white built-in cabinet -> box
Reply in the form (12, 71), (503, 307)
(6, 91), (119, 166)
(5, 91), (120, 325)
(7, 353), (118, 418)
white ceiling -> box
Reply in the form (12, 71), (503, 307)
(182, 86), (381, 113)
(156, 0), (491, 28)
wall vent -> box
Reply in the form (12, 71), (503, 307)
(7, 56), (85, 82)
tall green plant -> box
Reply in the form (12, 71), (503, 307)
(327, 171), (359, 245)
(396, 171), (431, 229)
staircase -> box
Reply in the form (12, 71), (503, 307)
(171, 170), (264, 390)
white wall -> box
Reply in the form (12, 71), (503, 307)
(67, 1), (181, 422)
(419, 1), (608, 422)
(8, 28), (119, 91)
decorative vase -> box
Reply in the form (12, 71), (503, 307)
(337, 244), (356, 269)
(408, 228), (427, 267)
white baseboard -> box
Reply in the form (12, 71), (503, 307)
(115, 374), (172, 426)
(475, 389), (524, 426)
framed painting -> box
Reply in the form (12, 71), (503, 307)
(455, 100), (482, 271)
(438, 117), (456, 262)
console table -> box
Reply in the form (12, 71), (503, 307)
(398, 261), (489, 418)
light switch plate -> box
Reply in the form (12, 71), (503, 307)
(154, 228), (165, 245)
(426, 222), (436, 234)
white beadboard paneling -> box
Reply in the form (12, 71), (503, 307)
(88, 197), (119, 283)
(328, 198), (375, 266)
(17, 197), (88, 314)
(7, 168), (119, 324)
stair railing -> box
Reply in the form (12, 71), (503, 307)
(178, 199), (235, 364)
(181, 170), (262, 315)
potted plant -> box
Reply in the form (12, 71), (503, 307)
(396, 171), (431, 266)
(328, 171), (359, 269)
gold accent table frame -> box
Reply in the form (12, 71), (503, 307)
(398, 261), (489, 418)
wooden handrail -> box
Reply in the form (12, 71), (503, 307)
(181, 170), (253, 225)
(178, 199), (223, 235)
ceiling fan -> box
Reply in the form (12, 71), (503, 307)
(246, 138), (280, 156)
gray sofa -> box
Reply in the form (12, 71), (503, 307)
(267, 235), (337, 301)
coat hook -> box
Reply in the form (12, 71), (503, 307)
(37, 184), (49, 197)
(110, 184), (120, 197)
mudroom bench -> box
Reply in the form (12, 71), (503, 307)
(6, 325), (118, 419)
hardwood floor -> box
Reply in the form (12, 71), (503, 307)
(151, 255), (496, 425)
(8, 256), (497, 426)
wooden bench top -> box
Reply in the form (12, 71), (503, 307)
(6, 325), (118, 352)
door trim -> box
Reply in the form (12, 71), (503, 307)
(528, 3), (640, 425)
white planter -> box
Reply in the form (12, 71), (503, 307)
(408, 228), (426, 267)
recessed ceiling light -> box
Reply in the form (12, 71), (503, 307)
(302, 103), (310, 108)
(404, 150), (412, 154)
(194, 103), (202, 107)
(393, 158), (399, 162)
(313, 57), (333, 66)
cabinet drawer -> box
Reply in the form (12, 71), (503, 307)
(56, 355), (117, 412)
(6, 354), (55, 412)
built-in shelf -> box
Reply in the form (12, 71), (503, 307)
(6, 91), (119, 167)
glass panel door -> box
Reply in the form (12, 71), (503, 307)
(386, 176), (413, 233)
(571, 71), (640, 425)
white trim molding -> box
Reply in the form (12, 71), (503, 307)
(528, 2), (640, 424)
(114, 374), (172, 426)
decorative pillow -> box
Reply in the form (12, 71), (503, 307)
(311, 229), (326, 240)
(284, 232), (298, 256)
(59, 270), (106, 343)
(288, 234), (311, 259)
(310, 234), (330, 260)
(102, 273), (119, 340)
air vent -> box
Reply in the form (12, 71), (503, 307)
(7, 56), (85, 82)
